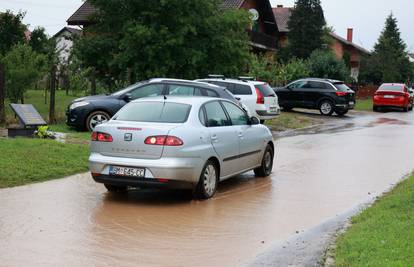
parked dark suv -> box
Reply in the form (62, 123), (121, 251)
(66, 78), (238, 131)
(274, 78), (356, 116)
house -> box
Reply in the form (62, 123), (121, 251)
(53, 27), (82, 66)
(409, 53), (414, 63)
(272, 5), (370, 81)
(67, 0), (279, 53)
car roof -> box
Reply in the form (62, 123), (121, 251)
(198, 78), (266, 85)
(131, 95), (231, 106)
(294, 78), (344, 84)
(150, 78), (223, 89)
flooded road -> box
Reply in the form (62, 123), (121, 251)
(1, 111), (414, 266)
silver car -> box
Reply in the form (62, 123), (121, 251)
(89, 96), (275, 199)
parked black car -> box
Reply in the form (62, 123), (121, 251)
(67, 79), (239, 131)
(274, 78), (356, 116)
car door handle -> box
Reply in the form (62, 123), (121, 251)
(211, 135), (218, 142)
(238, 132), (244, 138)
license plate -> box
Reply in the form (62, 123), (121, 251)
(349, 101), (355, 106)
(109, 166), (145, 177)
(384, 95), (395, 99)
(269, 107), (278, 113)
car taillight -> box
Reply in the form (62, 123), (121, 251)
(255, 87), (265, 104)
(91, 131), (113, 142)
(336, 92), (348, 97)
(144, 135), (183, 146)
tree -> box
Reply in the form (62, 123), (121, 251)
(287, 0), (326, 59)
(29, 27), (49, 55)
(306, 50), (350, 81)
(0, 10), (26, 123)
(74, 0), (250, 89)
(363, 14), (412, 84)
(3, 44), (46, 103)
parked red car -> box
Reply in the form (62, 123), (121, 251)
(373, 83), (413, 112)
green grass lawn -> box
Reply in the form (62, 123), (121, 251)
(334, 173), (414, 266)
(0, 138), (89, 188)
(5, 90), (84, 124)
(266, 112), (322, 131)
(355, 98), (373, 112)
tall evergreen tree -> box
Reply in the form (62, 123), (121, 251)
(287, 0), (326, 59)
(372, 14), (412, 83)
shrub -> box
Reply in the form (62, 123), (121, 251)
(306, 49), (350, 81)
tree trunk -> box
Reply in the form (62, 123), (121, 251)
(90, 69), (96, 96)
(0, 63), (5, 124)
(49, 65), (57, 124)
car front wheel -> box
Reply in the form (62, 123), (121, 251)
(194, 160), (218, 200)
(319, 100), (334, 116)
(86, 111), (111, 131)
(254, 145), (274, 177)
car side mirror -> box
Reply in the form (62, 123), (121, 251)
(123, 93), (132, 102)
(235, 97), (241, 101)
(249, 116), (260, 125)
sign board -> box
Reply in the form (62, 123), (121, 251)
(10, 104), (47, 127)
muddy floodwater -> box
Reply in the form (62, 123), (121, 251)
(1, 111), (414, 266)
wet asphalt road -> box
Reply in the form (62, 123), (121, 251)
(1, 111), (414, 266)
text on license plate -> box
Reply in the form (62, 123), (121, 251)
(269, 107), (278, 113)
(349, 101), (355, 105)
(384, 95), (395, 98)
(109, 166), (145, 177)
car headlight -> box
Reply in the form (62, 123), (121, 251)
(70, 101), (90, 110)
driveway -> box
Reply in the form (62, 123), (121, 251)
(1, 111), (414, 266)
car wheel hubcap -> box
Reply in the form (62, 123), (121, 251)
(321, 103), (332, 114)
(203, 165), (216, 196)
(90, 114), (109, 130)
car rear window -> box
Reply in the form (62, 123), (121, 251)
(255, 84), (276, 96)
(333, 83), (351, 91)
(114, 102), (191, 123)
(379, 85), (404, 92)
(233, 84), (252, 95)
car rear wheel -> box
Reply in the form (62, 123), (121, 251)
(319, 100), (334, 116)
(86, 111), (111, 131)
(254, 145), (274, 177)
(194, 160), (218, 200)
(335, 109), (348, 116)
(403, 106), (409, 112)
(104, 184), (127, 193)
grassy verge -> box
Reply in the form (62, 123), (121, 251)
(355, 99), (373, 112)
(49, 123), (91, 144)
(333, 173), (414, 266)
(266, 112), (322, 131)
(0, 138), (89, 188)
(5, 90), (84, 124)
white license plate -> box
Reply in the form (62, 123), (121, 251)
(269, 107), (278, 113)
(110, 166), (145, 177)
(349, 101), (355, 106)
(384, 95), (395, 99)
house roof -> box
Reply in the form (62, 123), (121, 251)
(67, 1), (97, 26)
(221, 0), (244, 9)
(329, 32), (370, 55)
(53, 27), (82, 38)
(272, 7), (292, 33)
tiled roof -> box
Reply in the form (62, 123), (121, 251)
(221, 0), (244, 9)
(272, 7), (292, 33)
(330, 32), (370, 55)
(53, 27), (82, 38)
(67, 1), (97, 25)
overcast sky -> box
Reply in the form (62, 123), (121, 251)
(1, 0), (413, 52)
